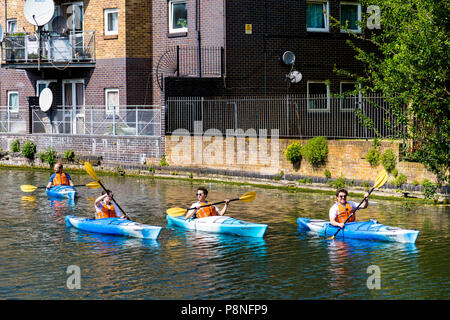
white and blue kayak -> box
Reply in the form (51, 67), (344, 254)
(297, 217), (419, 243)
(65, 215), (162, 240)
(167, 215), (268, 238)
(46, 185), (77, 199)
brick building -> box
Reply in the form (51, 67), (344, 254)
(153, 0), (374, 102)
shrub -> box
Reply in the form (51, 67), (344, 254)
(302, 136), (328, 169)
(38, 146), (57, 167)
(284, 142), (303, 164)
(422, 179), (439, 200)
(366, 146), (380, 167)
(380, 149), (397, 173)
(394, 173), (407, 187)
(159, 155), (169, 166)
(324, 169), (331, 179)
(10, 139), (20, 153)
(328, 176), (346, 189)
(21, 140), (37, 161)
(64, 149), (76, 162)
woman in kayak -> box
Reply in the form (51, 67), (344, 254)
(185, 187), (230, 220)
(46, 162), (75, 189)
(329, 188), (369, 228)
(94, 190), (127, 219)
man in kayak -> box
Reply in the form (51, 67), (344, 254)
(185, 187), (230, 220)
(329, 188), (369, 228)
(46, 162), (75, 189)
(94, 190), (127, 219)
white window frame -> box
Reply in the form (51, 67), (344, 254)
(307, 81), (330, 113)
(306, 1), (329, 33)
(169, 0), (188, 34)
(104, 8), (119, 36)
(36, 80), (57, 96)
(6, 19), (18, 33)
(105, 88), (119, 115)
(8, 91), (19, 113)
(340, 2), (362, 34)
(340, 81), (362, 111)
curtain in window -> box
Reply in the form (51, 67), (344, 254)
(106, 90), (119, 114)
(8, 93), (18, 112)
(108, 12), (118, 32)
(341, 5), (358, 30)
(172, 3), (187, 29)
(307, 3), (325, 28)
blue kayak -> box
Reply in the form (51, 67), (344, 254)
(297, 218), (419, 243)
(167, 215), (268, 238)
(46, 185), (77, 199)
(65, 215), (162, 240)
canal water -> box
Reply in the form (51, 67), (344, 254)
(0, 168), (449, 300)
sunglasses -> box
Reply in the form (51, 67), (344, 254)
(338, 195), (347, 199)
(196, 193), (204, 196)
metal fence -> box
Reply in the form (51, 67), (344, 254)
(31, 105), (162, 136)
(166, 94), (406, 138)
(0, 106), (27, 133)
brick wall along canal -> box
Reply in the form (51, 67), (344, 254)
(1, 168), (449, 299)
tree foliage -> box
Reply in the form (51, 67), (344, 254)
(336, 0), (450, 183)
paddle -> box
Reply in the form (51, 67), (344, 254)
(84, 162), (131, 220)
(328, 170), (388, 240)
(20, 181), (100, 193)
(166, 191), (256, 217)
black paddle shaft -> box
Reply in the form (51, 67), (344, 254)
(97, 180), (131, 220)
(332, 187), (374, 238)
(187, 197), (237, 212)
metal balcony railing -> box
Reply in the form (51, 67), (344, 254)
(1, 31), (95, 67)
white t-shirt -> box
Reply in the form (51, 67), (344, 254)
(188, 201), (219, 216)
(329, 201), (358, 222)
(95, 201), (122, 218)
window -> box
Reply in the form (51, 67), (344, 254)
(306, 1), (329, 32)
(7, 19), (17, 33)
(340, 2), (362, 33)
(104, 8), (118, 36)
(8, 91), (19, 113)
(307, 81), (330, 112)
(105, 89), (119, 115)
(169, 0), (188, 33)
(340, 82), (361, 111)
(36, 80), (57, 96)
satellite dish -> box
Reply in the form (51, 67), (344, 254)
(0, 24), (3, 43)
(52, 16), (68, 34)
(39, 88), (53, 112)
(282, 51), (296, 66)
(287, 70), (302, 83)
(24, 0), (55, 26)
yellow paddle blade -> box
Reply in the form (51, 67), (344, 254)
(239, 191), (256, 202)
(86, 181), (101, 189)
(20, 185), (38, 192)
(22, 196), (36, 202)
(373, 169), (388, 189)
(84, 162), (99, 181)
(166, 207), (188, 217)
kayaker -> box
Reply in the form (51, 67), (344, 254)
(185, 187), (230, 220)
(329, 188), (369, 228)
(94, 190), (127, 219)
(46, 162), (75, 189)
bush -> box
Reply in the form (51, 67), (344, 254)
(284, 142), (303, 164)
(394, 173), (407, 187)
(422, 179), (439, 200)
(380, 149), (397, 173)
(366, 146), (380, 167)
(302, 136), (328, 169)
(21, 140), (37, 161)
(64, 149), (76, 162)
(324, 168), (331, 179)
(38, 146), (57, 168)
(159, 155), (169, 166)
(10, 139), (20, 153)
(328, 176), (346, 189)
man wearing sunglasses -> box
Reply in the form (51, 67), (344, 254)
(185, 187), (230, 220)
(329, 188), (369, 228)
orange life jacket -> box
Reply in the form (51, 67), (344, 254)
(96, 202), (116, 219)
(52, 172), (69, 186)
(335, 202), (355, 223)
(196, 201), (217, 218)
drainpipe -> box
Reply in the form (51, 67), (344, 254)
(5, 0), (7, 30)
(196, 0), (201, 78)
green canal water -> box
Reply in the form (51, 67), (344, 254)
(0, 168), (449, 299)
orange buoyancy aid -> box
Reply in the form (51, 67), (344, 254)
(335, 202), (355, 223)
(52, 172), (70, 186)
(196, 201), (218, 218)
(96, 203), (116, 219)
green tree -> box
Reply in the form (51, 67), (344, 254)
(335, 0), (450, 183)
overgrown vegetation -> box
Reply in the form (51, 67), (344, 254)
(284, 142), (303, 164)
(380, 149), (397, 173)
(38, 146), (57, 168)
(302, 136), (328, 169)
(10, 139), (20, 153)
(64, 149), (76, 162)
(21, 140), (36, 161)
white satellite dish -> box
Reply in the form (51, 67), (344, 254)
(39, 88), (53, 112)
(24, 0), (55, 26)
(287, 70), (302, 83)
(0, 24), (3, 43)
(282, 51), (296, 66)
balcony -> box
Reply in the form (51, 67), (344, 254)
(1, 31), (95, 69)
